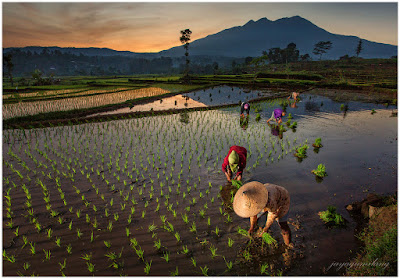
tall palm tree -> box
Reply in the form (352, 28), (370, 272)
(180, 29), (192, 79)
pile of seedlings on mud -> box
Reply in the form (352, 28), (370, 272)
(318, 206), (347, 228)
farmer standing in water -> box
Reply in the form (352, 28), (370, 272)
(233, 181), (293, 247)
(287, 91), (300, 101)
(240, 101), (250, 117)
(266, 108), (286, 125)
(222, 146), (247, 182)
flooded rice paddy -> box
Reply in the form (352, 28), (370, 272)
(88, 85), (277, 117)
(3, 91), (397, 276)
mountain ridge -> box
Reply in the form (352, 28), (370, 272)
(4, 15), (397, 59)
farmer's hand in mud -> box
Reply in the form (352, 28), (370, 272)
(286, 243), (294, 249)
(234, 174), (242, 181)
(258, 229), (269, 238)
(248, 227), (256, 235)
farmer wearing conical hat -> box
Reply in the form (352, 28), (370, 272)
(222, 146), (247, 182)
(240, 102), (250, 117)
(233, 181), (292, 247)
(266, 108), (286, 125)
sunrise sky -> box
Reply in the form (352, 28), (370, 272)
(2, 2), (398, 53)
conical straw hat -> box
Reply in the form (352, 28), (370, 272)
(233, 181), (268, 218)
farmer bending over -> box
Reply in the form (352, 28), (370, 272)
(222, 146), (247, 182)
(287, 91), (300, 101)
(240, 102), (250, 117)
(266, 108), (286, 125)
(233, 181), (292, 247)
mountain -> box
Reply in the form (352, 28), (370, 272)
(3, 16), (397, 61)
(3, 46), (156, 59)
(160, 16), (397, 59)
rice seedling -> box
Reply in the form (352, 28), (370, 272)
(228, 238), (234, 248)
(199, 209), (206, 218)
(223, 256), (233, 271)
(261, 232), (278, 247)
(13, 227), (19, 237)
(161, 251), (170, 262)
(318, 206), (346, 227)
(242, 249), (252, 262)
(108, 221), (113, 232)
(134, 246), (145, 261)
(312, 164), (328, 178)
(27, 241), (36, 255)
(43, 249), (51, 261)
(171, 266), (179, 276)
(144, 260), (152, 275)
(312, 138), (323, 148)
(130, 238), (138, 248)
(260, 263), (269, 275)
(174, 232), (181, 242)
(87, 262), (96, 273)
(76, 229), (83, 239)
(237, 227), (250, 238)
(213, 226), (220, 237)
(23, 262), (31, 271)
(200, 266), (209, 276)
(66, 244), (72, 254)
(55, 237), (61, 247)
(22, 236), (29, 249)
(3, 250), (16, 263)
(294, 144), (308, 159)
(153, 239), (162, 250)
(209, 245), (218, 258)
(81, 253), (92, 261)
(190, 222), (197, 234)
(148, 223), (157, 233)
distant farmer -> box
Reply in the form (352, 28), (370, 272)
(233, 181), (292, 247)
(287, 91), (300, 101)
(240, 102), (250, 117)
(222, 145), (247, 182)
(266, 108), (286, 125)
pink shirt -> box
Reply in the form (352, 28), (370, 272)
(221, 146), (247, 176)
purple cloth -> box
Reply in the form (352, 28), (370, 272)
(273, 108), (284, 120)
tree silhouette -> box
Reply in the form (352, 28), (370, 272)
(313, 41), (332, 60)
(180, 29), (192, 79)
(3, 53), (14, 86)
(356, 39), (363, 57)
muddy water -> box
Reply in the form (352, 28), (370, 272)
(2, 93), (397, 276)
(182, 85), (276, 106)
(87, 94), (207, 117)
(217, 94), (397, 275)
(87, 86), (279, 117)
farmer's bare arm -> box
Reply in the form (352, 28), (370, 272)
(262, 212), (278, 233)
(248, 216), (258, 234)
(224, 171), (232, 182)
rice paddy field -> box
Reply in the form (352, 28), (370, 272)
(2, 89), (397, 275)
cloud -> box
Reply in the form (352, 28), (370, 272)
(3, 2), (398, 51)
